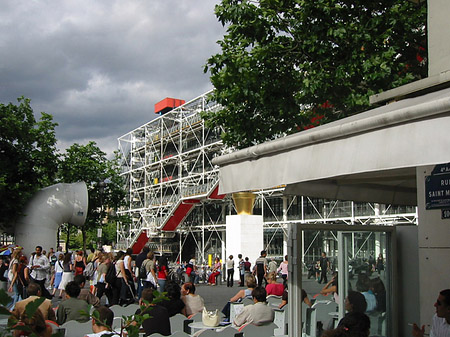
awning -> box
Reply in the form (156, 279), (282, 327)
(213, 87), (450, 205)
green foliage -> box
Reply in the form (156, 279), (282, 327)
(204, 0), (427, 148)
(0, 97), (59, 227)
(81, 290), (168, 337)
(59, 144), (128, 250)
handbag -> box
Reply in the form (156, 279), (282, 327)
(202, 308), (220, 327)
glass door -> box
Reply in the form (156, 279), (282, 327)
(298, 224), (395, 337)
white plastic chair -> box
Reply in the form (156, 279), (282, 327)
(170, 313), (188, 333)
(239, 322), (277, 337)
(266, 295), (282, 307)
(60, 320), (93, 337)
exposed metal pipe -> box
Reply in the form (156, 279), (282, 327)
(15, 182), (88, 252)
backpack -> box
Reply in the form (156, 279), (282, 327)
(83, 261), (95, 280)
(138, 260), (149, 279)
(105, 263), (117, 285)
(50, 255), (57, 266)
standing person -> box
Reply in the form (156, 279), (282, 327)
(254, 250), (268, 287)
(135, 245), (149, 299)
(244, 257), (252, 277)
(376, 253), (384, 275)
(54, 246), (64, 260)
(110, 252), (123, 306)
(157, 256), (169, 292)
(123, 248), (137, 299)
(74, 250), (86, 276)
(58, 252), (74, 298)
(412, 289), (450, 337)
(7, 248), (23, 309)
(268, 257), (278, 274)
(15, 256), (30, 300)
(226, 255), (235, 287)
(238, 254), (245, 287)
(319, 251), (330, 284)
(95, 253), (113, 306)
(28, 246), (52, 299)
(277, 255), (288, 287)
(51, 253), (64, 297)
(141, 251), (157, 290)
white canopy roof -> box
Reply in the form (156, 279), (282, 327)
(213, 87), (450, 205)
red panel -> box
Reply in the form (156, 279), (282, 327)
(131, 230), (148, 254)
(209, 185), (226, 200)
(162, 203), (195, 231)
(154, 97), (185, 114)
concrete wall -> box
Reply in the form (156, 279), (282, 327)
(416, 165), (450, 328)
(428, 0), (450, 76)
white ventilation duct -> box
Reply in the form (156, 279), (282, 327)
(15, 182), (88, 252)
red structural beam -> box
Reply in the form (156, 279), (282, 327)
(154, 97), (185, 115)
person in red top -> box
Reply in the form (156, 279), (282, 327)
(157, 256), (169, 292)
(265, 272), (284, 296)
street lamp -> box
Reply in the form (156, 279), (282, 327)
(97, 180), (107, 249)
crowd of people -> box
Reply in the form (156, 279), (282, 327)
(1, 244), (210, 336)
(2, 244), (448, 337)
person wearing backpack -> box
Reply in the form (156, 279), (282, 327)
(135, 245), (149, 299)
(141, 251), (157, 290)
(95, 253), (114, 306)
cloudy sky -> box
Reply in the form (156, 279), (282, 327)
(0, 0), (225, 156)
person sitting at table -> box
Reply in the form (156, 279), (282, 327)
(207, 257), (221, 285)
(278, 287), (312, 309)
(222, 274), (257, 320)
(265, 272), (284, 296)
(56, 281), (89, 325)
(233, 286), (274, 327)
(159, 281), (186, 317)
(135, 288), (171, 336)
(12, 283), (56, 322)
(84, 306), (120, 337)
(181, 282), (204, 317)
(10, 309), (52, 337)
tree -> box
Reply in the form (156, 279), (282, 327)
(58, 142), (127, 251)
(0, 97), (59, 230)
(204, 0), (427, 148)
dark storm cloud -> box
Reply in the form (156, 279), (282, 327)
(0, 0), (225, 155)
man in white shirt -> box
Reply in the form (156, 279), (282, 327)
(28, 245), (51, 299)
(234, 286), (274, 327)
(413, 289), (450, 337)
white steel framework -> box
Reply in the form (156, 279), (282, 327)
(116, 90), (417, 255)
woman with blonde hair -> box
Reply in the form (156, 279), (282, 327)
(265, 271), (284, 296)
(51, 253), (64, 297)
(8, 248), (23, 308)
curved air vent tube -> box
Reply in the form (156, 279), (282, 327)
(15, 182), (88, 251)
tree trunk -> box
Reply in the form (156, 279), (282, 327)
(66, 223), (71, 253)
(82, 228), (87, 253)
